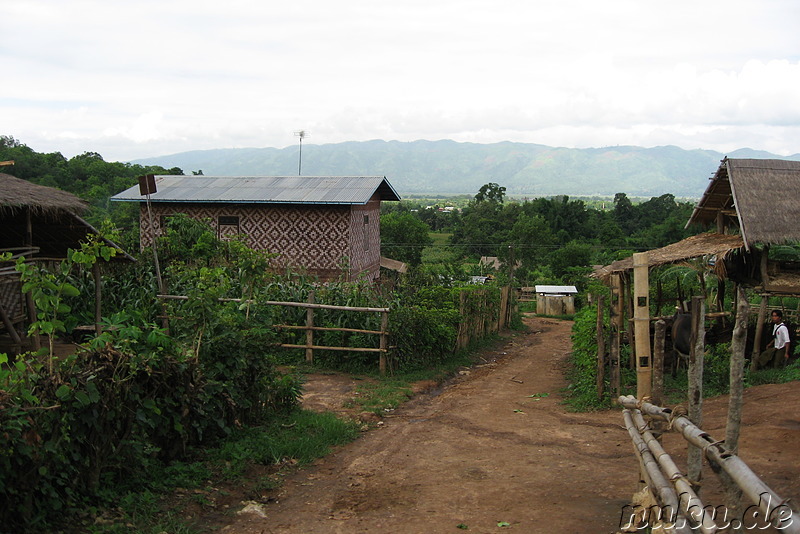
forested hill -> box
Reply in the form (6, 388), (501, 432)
(131, 140), (800, 198)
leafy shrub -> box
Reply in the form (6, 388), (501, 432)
(0, 312), (300, 531)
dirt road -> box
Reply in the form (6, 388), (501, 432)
(222, 316), (800, 533)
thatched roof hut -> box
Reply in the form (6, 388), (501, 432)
(0, 173), (87, 216)
(0, 173), (132, 260)
(596, 158), (800, 294)
(593, 233), (745, 282)
(686, 158), (800, 250)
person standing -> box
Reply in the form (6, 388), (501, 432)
(757, 310), (791, 369)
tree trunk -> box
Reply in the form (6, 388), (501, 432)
(724, 285), (749, 527)
(687, 296), (705, 489)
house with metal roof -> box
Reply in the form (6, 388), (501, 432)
(111, 175), (401, 282)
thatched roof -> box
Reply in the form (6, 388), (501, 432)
(0, 173), (132, 261)
(593, 232), (745, 281)
(0, 173), (87, 215)
(686, 158), (800, 250)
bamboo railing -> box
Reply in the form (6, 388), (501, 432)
(619, 395), (799, 533)
(158, 293), (391, 375)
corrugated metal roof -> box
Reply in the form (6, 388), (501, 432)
(535, 285), (578, 294)
(111, 176), (401, 205)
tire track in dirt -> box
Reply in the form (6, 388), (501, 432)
(224, 317), (635, 533)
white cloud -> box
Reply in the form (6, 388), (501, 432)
(2, 0), (800, 160)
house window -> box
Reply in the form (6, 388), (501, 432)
(218, 215), (240, 240)
(219, 216), (239, 226)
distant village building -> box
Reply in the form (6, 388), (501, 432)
(534, 285), (578, 316)
(111, 175), (401, 282)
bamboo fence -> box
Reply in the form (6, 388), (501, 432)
(158, 294), (391, 374)
(619, 395), (799, 533)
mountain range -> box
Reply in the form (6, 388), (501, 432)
(131, 140), (800, 198)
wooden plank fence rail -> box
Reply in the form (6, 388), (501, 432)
(274, 325), (384, 335)
(619, 395), (799, 534)
(157, 293), (392, 375)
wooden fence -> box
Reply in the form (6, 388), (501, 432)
(455, 286), (513, 351)
(159, 293), (391, 374)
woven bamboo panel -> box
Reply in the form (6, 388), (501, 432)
(139, 203), (381, 280)
(0, 274), (25, 328)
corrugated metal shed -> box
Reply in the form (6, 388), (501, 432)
(111, 176), (401, 205)
(535, 285), (578, 295)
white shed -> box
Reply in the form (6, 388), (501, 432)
(535, 285), (577, 316)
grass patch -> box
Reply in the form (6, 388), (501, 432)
(429, 232), (452, 245)
(85, 409), (360, 533)
(346, 379), (414, 414)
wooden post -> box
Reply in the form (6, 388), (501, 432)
(0, 303), (22, 346)
(93, 262), (102, 336)
(25, 207), (33, 247)
(596, 295), (605, 401)
(610, 274), (622, 401)
(623, 273), (635, 369)
(751, 295), (769, 371)
(379, 310), (388, 376)
(652, 319), (666, 406)
(305, 291), (315, 364)
(633, 253), (651, 401)
(687, 295), (705, 488)
(24, 290), (41, 351)
(724, 285), (749, 521)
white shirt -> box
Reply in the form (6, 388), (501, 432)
(773, 322), (790, 350)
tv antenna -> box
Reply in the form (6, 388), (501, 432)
(294, 130), (309, 175)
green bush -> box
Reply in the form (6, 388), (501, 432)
(0, 311), (301, 531)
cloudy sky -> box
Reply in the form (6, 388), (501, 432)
(2, 0), (799, 161)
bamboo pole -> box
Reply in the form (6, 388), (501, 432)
(596, 294), (605, 401)
(624, 273), (635, 369)
(0, 302), (22, 346)
(687, 296), (706, 488)
(379, 310), (388, 376)
(305, 291), (314, 364)
(653, 319), (666, 407)
(24, 290), (41, 351)
(157, 294), (389, 313)
(280, 344), (387, 353)
(633, 253), (652, 401)
(618, 396), (799, 534)
(629, 410), (718, 534)
(622, 410), (694, 534)
(610, 274), (622, 401)
(275, 324), (385, 335)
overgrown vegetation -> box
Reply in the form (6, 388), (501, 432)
(566, 296), (800, 412)
(0, 205), (516, 530)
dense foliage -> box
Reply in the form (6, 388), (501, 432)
(381, 182), (697, 301)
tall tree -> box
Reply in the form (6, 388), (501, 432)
(380, 212), (433, 267)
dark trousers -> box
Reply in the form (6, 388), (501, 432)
(757, 346), (787, 369)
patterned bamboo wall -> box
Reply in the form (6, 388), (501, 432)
(348, 195), (381, 281)
(139, 202), (380, 281)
